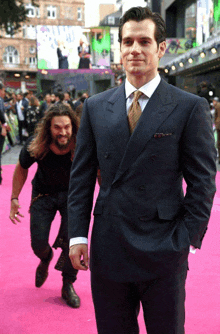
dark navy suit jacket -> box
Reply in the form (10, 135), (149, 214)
(68, 79), (216, 282)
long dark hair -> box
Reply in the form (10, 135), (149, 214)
(28, 103), (78, 160)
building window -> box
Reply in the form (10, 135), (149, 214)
(5, 24), (15, 37)
(110, 50), (114, 63)
(26, 4), (35, 17)
(23, 25), (36, 39)
(110, 33), (114, 45)
(3, 46), (19, 64)
(47, 5), (57, 19)
(77, 7), (82, 21)
(23, 25), (27, 38)
(36, 7), (40, 18)
(29, 57), (37, 65)
(29, 46), (36, 54)
(108, 17), (115, 25)
(27, 25), (37, 39)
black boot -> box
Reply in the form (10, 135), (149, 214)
(61, 278), (80, 308)
(35, 249), (53, 288)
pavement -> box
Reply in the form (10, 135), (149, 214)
(2, 145), (22, 165)
(2, 144), (220, 172)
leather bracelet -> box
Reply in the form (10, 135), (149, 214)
(11, 197), (18, 201)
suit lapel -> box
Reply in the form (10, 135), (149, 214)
(113, 79), (178, 184)
(106, 83), (130, 158)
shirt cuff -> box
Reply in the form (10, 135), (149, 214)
(69, 237), (88, 247)
(190, 245), (196, 254)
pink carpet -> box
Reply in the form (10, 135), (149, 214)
(0, 164), (220, 334)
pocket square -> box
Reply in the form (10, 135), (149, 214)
(154, 133), (173, 138)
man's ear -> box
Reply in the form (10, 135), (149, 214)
(158, 41), (166, 59)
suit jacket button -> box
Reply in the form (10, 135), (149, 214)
(104, 152), (110, 159)
(139, 185), (145, 190)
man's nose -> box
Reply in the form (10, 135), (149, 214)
(60, 128), (66, 135)
(131, 41), (141, 54)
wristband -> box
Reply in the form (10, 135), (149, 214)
(11, 197), (18, 201)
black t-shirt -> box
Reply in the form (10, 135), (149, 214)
(19, 137), (72, 194)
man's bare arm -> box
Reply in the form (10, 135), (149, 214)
(9, 161), (28, 224)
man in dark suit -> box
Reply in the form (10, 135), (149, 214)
(15, 93), (26, 144)
(68, 6), (216, 334)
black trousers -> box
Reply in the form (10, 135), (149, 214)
(91, 262), (188, 334)
(0, 135), (5, 180)
(18, 120), (25, 144)
(30, 189), (78, 282)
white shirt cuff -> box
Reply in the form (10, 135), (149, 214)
(69, 237), (88, 247)
(190, 245), (196, 254)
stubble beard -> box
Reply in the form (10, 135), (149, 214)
(53, 135), (71, 150)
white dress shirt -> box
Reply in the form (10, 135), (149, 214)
(16, 101), (24, 121)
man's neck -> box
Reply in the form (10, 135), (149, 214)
(126, 71), (158, 89)
(49, 143), (71, 155)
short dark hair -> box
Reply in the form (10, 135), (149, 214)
(77, 91), (83, 98)
(0, 82), (5, 90)
(55, 92), (64, 102)
(118, 6), (166, 47)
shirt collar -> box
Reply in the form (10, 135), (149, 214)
(125, 73), (161, 99)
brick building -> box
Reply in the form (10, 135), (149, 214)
(0, 0), (85, 92)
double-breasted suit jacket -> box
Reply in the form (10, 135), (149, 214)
(68, 79), (216, 282)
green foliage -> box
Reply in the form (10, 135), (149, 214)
(0, 0), (38, 35)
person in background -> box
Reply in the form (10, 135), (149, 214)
(9, 92), (17, 114)
(22, 91), (29, 117)
(75, 95), (86, 122)
(68, 6), (216, 334)
(9, 103), (80, 308)
(50, 93), (56, 104)
(55, 92), (65, 104)
(64, 92), (75, 111)
(57, 39), (69, 69)
(78, 35), (91, 69)
(213, 96), (220, 164)
(15, 93), (26, 145)
(39, 93), (51, 118)
(72, 92), (83, 111)
(26, 96), (40, 136)
(0, 83), (10, 184)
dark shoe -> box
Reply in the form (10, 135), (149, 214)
(61, 279), (80, 308)
(35, 249), (53, 288)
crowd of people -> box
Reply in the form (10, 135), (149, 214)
(2, 5), (218, 334)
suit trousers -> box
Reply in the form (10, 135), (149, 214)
(91, 261), (188, 334)
(0, 135), (5, 180)
(30, 189), (78, 282)
(18, 120), (25, 144)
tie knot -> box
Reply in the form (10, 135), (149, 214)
(133, 90), (143, 102)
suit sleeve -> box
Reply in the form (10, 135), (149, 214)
(180, 97), (216, 248)
(68, 99), (98, 239)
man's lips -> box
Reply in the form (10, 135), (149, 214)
(129, 59), (144, 62)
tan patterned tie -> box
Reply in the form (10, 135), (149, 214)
(128, 90), (143, 133)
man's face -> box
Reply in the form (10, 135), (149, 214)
(213, 100), (218, 107)
(50, 116), (72, 150)
(51, 94), (56, 102)
(45, 94), (51, 103)
(120, 19), (166, 84)
(0, 88), (5, 99)
(17, 94), (22, 101)
(64, 93), (70, 101)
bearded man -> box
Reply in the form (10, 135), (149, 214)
(9, 103), (80, 308)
